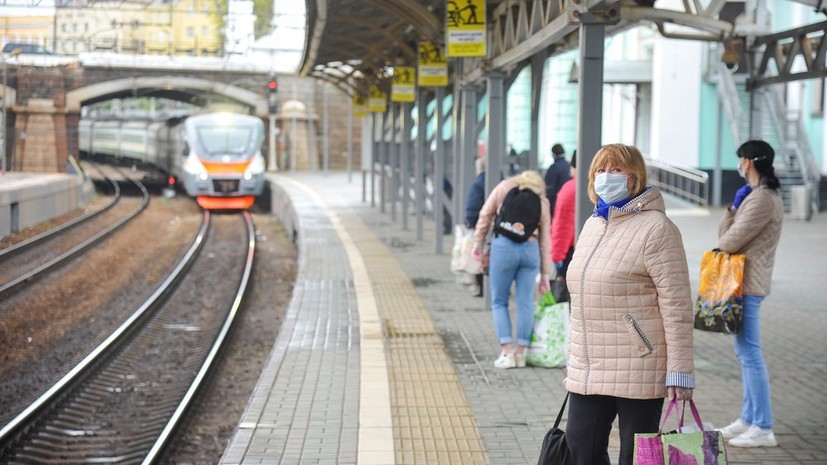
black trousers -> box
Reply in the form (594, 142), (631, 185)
(565, 393), (664, 465)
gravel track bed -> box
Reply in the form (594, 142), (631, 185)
(0, 196), (144, 285)
(0, 195), (297, 464)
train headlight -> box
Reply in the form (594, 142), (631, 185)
(244, 156), (265, 179)
(183, 156), (208, 179)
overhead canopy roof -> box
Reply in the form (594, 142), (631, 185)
(300, 0), (449, 94)
(300, 0), (827, 96)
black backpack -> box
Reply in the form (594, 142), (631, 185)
(493, 187), (541, 242)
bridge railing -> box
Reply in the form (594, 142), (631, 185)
(645, 157), (709, 207)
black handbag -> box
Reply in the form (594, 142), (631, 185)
(537, 392), (572, 465)
(550, 279), (570, 304)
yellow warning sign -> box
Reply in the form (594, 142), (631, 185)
(392, 67), (416, 102)
(369, 85), (387, 113)
(445, 0), (486, 57)
(418, 42), (448, 87)
(353, 93), (368, 116)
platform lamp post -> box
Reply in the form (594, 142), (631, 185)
(2, 48), (22, 175)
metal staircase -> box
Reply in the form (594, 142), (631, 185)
(714, 58), (821, 212)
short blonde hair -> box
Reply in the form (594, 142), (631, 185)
(587, 144), (648, 203)
(511, 169), (545, 196)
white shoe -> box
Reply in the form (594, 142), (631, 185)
(493, 352), (516, 369)
(515, 352), (526, 368)
(718, 418), (750, 439)
(728, 425), (778, 448)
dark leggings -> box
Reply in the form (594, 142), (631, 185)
(565, 393), (664, 465)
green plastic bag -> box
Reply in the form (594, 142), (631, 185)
(526, 291), (569, 368)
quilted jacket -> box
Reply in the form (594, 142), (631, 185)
(718, 185), (784, 296)
(565, 187), (694, 399)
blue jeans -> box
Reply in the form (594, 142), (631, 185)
(735, 294), (773, 429)
(488, 235), (540, 347)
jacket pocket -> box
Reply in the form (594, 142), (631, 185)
(623, 313), (654, 357)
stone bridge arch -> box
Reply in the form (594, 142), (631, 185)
(66, 76), (268, 117)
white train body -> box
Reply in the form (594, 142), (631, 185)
(79, 112), (266, 209)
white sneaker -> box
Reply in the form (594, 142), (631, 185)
(494, 352), (516, 369)
(728, 425), (778, 448)
(718, 418), (750, 439)
(515, 352), (526, 368)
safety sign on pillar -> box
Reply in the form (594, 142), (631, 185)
(391, 67), (416, 103)
(445, 0), (486, 57)
(418, 42), (448, 87)
(368, 85), (387, 113)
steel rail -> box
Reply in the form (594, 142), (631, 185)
(143, 210), (256, 464)
(0, 166), (149, 297)
(0, 210), (211, 452)
(0, 162), (120, 260)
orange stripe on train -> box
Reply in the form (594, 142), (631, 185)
(200, 160), (251, 174)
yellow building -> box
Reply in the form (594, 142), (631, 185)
(55, 1), (146, 54)
(0, 15), (53, 51)
(50, 0), (222, 57)
(144, 0), (222, 56)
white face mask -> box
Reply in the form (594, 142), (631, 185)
(737, 160), (746, 179)
(594, 172), (630, 203)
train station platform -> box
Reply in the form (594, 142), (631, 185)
(0, 172), (91, 237)
(221, 171), (826, 465)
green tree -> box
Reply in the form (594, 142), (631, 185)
(253, 0), (273, 38)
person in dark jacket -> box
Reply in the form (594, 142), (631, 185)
(544, 143), (572, 218)
(464, 156), (486, 296)
(465, 156), (486, 229)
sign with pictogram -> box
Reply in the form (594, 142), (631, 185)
(368, 85), (387, 113)
(418, 42), (448, 87)
(445, 0), (486, 57)
(391, 67), (416, 102)
(353, 93), (368, 116)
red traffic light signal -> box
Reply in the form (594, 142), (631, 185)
(267, 79), (278, 92)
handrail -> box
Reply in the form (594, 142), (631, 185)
(644, 157), (709, 207)
(762, 87), (821, 211)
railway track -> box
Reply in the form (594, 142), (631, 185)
(0, 211), (256, 464)
(0, 164), (149, 298)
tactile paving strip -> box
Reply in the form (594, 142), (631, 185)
(339, 215), (489, 465)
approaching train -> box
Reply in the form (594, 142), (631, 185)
(79, 112), (266, 209)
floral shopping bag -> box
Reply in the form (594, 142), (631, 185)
(526, 291), (569, 368)
(634, 399), (727, 465)
(693, 249), (745, 335)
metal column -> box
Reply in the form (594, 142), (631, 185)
(415, 89), (428, 241)
(370, 113), (379, 205)
(322, 82), (329, 175)
(451, 83), (463, 229)
(390, 103), (400, 223)
(380, 110), (388, 213)
(434, 87), (446, 253)
(749, 86), (766, 140)
(530, 52), (547, 172)
(575, 17), (606, 238)
(486, 74), (505, 196)
(460, 85), (478, 220)
(400, 102), (412, 230)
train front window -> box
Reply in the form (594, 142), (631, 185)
(196, 126), (255, 158)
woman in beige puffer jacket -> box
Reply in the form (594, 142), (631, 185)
(564, 144), (695, 465)
(715, 140), (783, 449)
